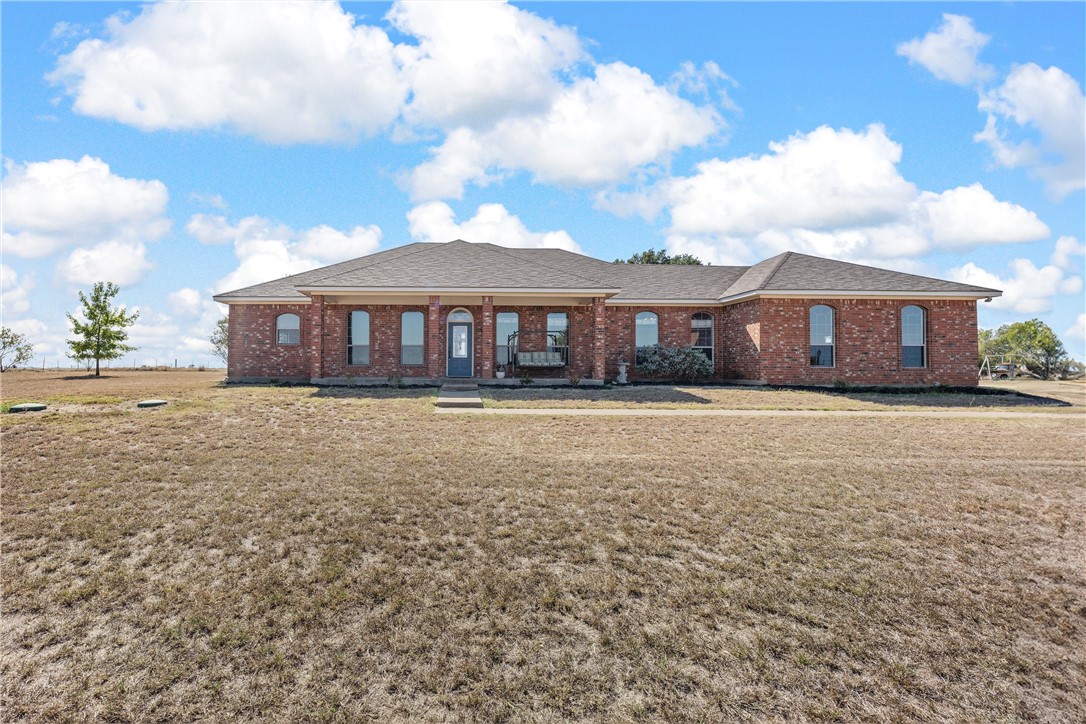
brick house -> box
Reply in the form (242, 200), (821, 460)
(213, 240), (1000, 386)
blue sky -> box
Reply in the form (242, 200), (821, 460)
(2, 1), (1084, 366)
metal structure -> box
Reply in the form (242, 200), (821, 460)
(503, 330), (568, 375)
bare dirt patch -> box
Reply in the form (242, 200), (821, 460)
(2, 374), (1084, 721)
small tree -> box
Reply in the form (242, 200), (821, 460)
(66, 282), (140, 377)
(615, 248), (705, 265)
(998, 319), (1068, 380)
(0, 327), (34, 371)
(982, 319), (1069, 380)
(210, 316), (228, 365)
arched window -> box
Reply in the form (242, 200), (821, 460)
(691, 313), (713, 362)
(496, 312), (518, 366)
(809, 305), (834, 367)
(401, 311), (425, 366)
(547, 312), (569, 366)
(348, 311), (370, 365)
(635, 311), (658, 366)
(902, 306), (926, 368)
(276, 313), (300, 345)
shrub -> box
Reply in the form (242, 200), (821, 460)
(636, 344), (713, 382)
(387, 374), (403, 388)
(567, 370), (582, 386)
(520, 372), (534, 386)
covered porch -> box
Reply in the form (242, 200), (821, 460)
(302, 290), (612, 383)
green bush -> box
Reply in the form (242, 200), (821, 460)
(635, 344), (713, 382)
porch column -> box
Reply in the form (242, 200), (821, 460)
(309, 295), (325, 380)
(592, 296), (607, 380)
(427, 295), (443, 379)
(480, 295), (495, 379)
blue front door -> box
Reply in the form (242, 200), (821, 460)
(447, 322), (473, 377)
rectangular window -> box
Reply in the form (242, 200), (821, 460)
(635, 312), (659, 367)
(496, 312), (518, 366)
(902, 306), (926, 369)
(809, 306), (834, 367)
(691, 314), (713, 362)
(401, 311), (424, 366)
(451, 325), (468, 358)
(348, 311), (370, 365)
(547, 312), (569, 366)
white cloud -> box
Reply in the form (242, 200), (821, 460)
(389, 0), (584, 128)
(408, 61), (721, 199)
(167, 288), (204, 318)
(407, 202), (581, 252)
(2, 156), (170, 258)
(189, 192), (228, 210)
(295, 224), (383, 263)
(601, 125), (1047, 266)
(1065, 314), (1086, 341)
(949, 259), (1082, 314)
(916, 184), (1049, 247)
(896, 14), (993, 86)
(56, 239), (154, 286)
(976, 63), (1086, 199)
(1, 264), (35, 317)
(49, 1), (407, 143)
(621, 125), (915, 237)
(187, 214), (382, 294)
(1052, 236), (1085, 271)
(46, 1), (724, 197)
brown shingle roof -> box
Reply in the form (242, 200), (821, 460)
(721, 251), (1001, 298)
(213, 242), (1001, 302)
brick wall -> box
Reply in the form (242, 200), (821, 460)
(227, 303), (312, 380)
(756, 298), (979, 386)
(226, 297), (980, 386)
(720, 300), (762, 380)
(604, 305), (725, 380)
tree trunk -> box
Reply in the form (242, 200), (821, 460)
(95, 357), (100, 377)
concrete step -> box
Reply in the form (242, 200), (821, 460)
(441, 382), (478, 391)
(435, 388), (484, 409)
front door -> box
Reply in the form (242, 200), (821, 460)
(447, 321), (473, 377)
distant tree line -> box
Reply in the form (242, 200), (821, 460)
(615, 248), (705, 265)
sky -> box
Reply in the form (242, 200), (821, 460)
(2, 0), (1084, 367)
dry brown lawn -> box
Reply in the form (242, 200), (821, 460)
(480, 383), (1079, 413)
(2, 371), (1084, 721)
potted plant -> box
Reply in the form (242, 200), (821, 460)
(495, 364), (506, 379)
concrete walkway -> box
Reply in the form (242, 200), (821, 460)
(435, 406), (1081, 419)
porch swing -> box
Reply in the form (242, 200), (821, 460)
(505, 330), (568, 374)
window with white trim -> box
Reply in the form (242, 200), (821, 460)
(635, 311), (658, 366)
(691, 313), (713, 362)
(401, 311), (425, 366)
(902, 306), (926, 368)
(276, 313), (300, 345)
(809, 305), (834, 367)
(348, 311), (370, 365)
(547, 312), (569, 365)
(496, 312), (518, 366)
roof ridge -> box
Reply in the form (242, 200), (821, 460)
(475, 242), (616, 288)
(301, 241), (439, 286)
(757, 251), (793, 290)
